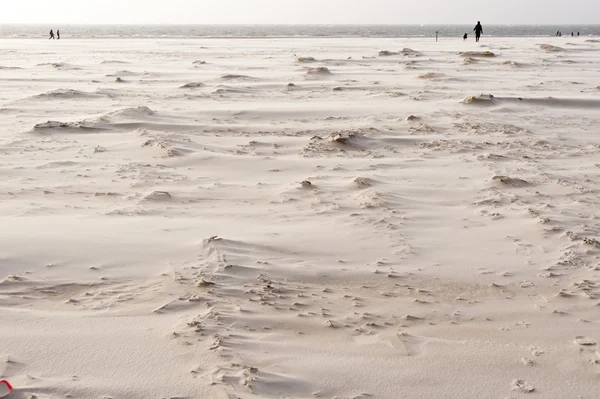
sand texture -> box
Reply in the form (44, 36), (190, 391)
(1, 36), (600, 398)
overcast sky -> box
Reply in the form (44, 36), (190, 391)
(1, 0), (598, 25)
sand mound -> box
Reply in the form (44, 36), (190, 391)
(142, 139), (185, 157)
(179, 82), (204, 89)
(34, 89), (99, 99)
(34, 121), (81, 129)
(301, 129), (381, 156)
(353, 177), (377, 188)
(0, 66), (22, 70)
(585, 39), (600, 43)
(34, 106), (158, 133)
(460, 51), (496, 57)
(461, 94), (495, 104)
(464, 57), (483, 64)
(213, 86), (253, 94)
(380, 48), (419, 57)
(144, 191), (172, 201)
(107, 70), (140, 77)
(402, 48), (419, 56)
(33, 120), (101, 131)
(192, 60), (207, 65)
(38, 62), (82, 70)
(417, 72), (439, 79)
(330, 131), (362, 144)
(105, 106), (156, 119)
(219, 74), (257, 81)
(297, 57), (317, 62)
(306, 67), (332, 75)
(101, 60), (129, 64)
(539, 44), (564, 52)
(503, 60), (520, 67)
(492, 176), (530, 187)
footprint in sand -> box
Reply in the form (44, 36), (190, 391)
(574, 336), (599, 370)
(574, 336), (597, 346)
(511, 379), (535, 393)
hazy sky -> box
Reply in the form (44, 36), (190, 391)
(1, 0), (598, 25)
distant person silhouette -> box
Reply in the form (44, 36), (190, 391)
(49, 29), (55, 40)
(556, 30), (560, 37)
(473, 21), (483, 42)
(463, 33), (468, 40)
(571, 32), (574, 36)
(577, 31), (580, 36)
(57, 30), (60, 40)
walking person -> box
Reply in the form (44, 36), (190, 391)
(473, 21), (483, 42)
(49, 29), (55, 40)
(57, 30), (60, 40)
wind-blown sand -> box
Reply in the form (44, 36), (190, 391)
(1, 36), (599, 399)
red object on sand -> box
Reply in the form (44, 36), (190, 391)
(0, 380), (12, 398)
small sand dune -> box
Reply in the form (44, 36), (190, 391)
(353, 177), (377, 189)
(213, 86), (254, 94)
(179, 82), (204, 89)
(101, 60), (130, 64)
(33, 107), (159, 133)
(301, 129), (383, 156)
(143, 191), (173, 201)
(379, 48), (419, 57)
(306, 66), (332, 76)
(33, 120), (101, 131)
(142, 139), (184, 157)
(219, 74), (259, 81)
(460, 51), (496, 57)
(402, 48), (420, 56)
(33, 89), (101, 99)
(539, 44), (564, 52)
(37, 62), (82, 70)
(417, 72), (440, 79)
(106, 106), (156, 119)
(491, 175), (531, 187)
(503, 60), (520, 67)
(106, 70), (140, 77)
(461, 94), (495, 104)
(297, 57), (317, 63)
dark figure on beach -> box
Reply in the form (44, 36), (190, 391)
(463, 33), (468, 40)
(473, 21), (483, 42)
(571, 32), (574, 36)
(556, 31), (560, 37)
(49, 29), (55, 40)
(57, 30), (60, 40)
(577, 32), (580, 36)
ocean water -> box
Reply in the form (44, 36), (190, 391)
(1, 24), (599, 39)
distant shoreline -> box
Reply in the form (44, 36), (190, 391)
(1, 24), (598, 39)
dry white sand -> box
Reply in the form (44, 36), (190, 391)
(1, 36), (599, 398)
